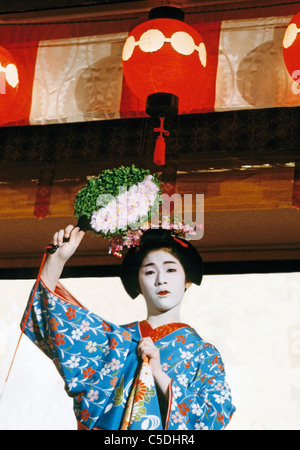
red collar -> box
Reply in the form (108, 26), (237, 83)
(139, 320), (189, 343)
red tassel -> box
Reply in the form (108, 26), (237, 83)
(153, 117), (169, 166)
(153, 135), (166, 166)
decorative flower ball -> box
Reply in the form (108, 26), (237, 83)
(74, 165), (202, 256)
(74, 165), (161, 239)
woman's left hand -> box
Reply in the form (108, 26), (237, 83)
(137, 337), (161, 375)
(137, 337), (171, 399)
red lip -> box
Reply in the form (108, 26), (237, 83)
(158, 291), (170, 296)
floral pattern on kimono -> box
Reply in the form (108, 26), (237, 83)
(22, 279), (235, 430)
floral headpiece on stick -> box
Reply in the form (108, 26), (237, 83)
(73, 165), (199, 257)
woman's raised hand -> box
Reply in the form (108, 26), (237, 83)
(41, 225), (85, 291)
(52, 225), (86, 264)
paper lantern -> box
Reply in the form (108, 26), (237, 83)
(0, 46), (19, 94)
(0, 46), (19, 122)
(283, 12), (300, 83)
(122, 7), (207, 114)
(122, 7), (207, 165)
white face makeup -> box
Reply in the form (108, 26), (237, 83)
(138, 249), (191, 317)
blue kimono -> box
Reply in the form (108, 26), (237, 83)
(21, 279), (235, 430)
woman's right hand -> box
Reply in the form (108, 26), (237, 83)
(41, 225), (85, 291)
(51, 224), (86, 264)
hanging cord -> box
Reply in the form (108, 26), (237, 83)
(153, 117), (169, 166)
(4, 245), (52, 385)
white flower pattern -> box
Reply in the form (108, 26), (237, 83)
(90, 175), (159, 235)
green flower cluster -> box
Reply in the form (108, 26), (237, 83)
(74, 165), (161, 220)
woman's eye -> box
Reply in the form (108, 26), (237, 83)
(167, 268), (176, 273)
(145, 270), (155, 275)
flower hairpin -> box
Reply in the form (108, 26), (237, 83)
(109, 216), (203, 257)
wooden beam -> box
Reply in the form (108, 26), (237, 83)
(0, 166), (294, 219)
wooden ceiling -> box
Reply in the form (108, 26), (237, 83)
(0, 0), (298, 15)
(1, 1), (300, 278)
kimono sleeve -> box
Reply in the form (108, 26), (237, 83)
(21, 279), (133, 428)
(166, 344), (235, 430)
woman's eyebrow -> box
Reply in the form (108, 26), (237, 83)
(142, 262), (154, 268)
(142, 261), (177, 268)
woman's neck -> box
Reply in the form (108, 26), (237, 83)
(146, 305), (181, 329)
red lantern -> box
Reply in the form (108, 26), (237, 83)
(283, 12), (300, 84)
(122, 7), (207, 165)
(0, 46), (19, 119)
(122, 9), (206, 112)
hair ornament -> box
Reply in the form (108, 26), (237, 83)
(172, 236), (189, 248)
(73, 165), (202, 257)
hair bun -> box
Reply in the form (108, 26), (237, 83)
(140, 228), (173, 247)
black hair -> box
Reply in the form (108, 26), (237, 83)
(120, 228), (203, 299)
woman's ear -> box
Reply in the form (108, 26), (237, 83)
(185, 281), (192, 290)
